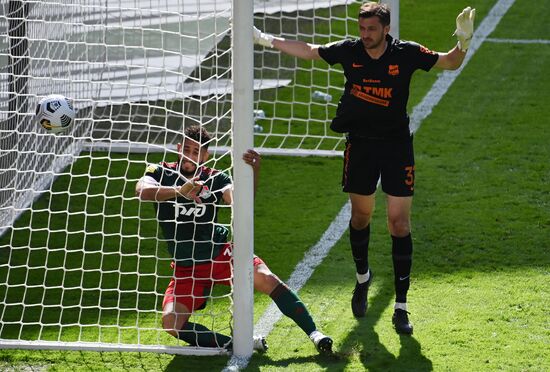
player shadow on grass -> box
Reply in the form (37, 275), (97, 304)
(244, 354), (344, 371)
(164, 354), (228, 371)
(336, 276), (433, 371)
(164, 350), (341, 372)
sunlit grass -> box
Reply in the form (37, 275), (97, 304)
(1, 0), (549, 370)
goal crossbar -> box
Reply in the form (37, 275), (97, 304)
(82, 142), (342, 157)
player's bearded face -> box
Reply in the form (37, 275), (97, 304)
(178, 139), (208, 176)
(358, 17), (388, 50)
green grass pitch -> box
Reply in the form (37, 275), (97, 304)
(1, 0), (549, 370)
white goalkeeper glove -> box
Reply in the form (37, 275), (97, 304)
(253, 26), (274, 48)
(453, 6), (476, 52)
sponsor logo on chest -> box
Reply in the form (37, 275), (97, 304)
(176, 204), (207, 217)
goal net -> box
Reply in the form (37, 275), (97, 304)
(0, 0), (395, 356)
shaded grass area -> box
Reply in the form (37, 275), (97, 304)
(0, 153), (172, 345)
(243, 2), (550, 370)
(1, 0), (550, 370)
(0, 152), (346, 370)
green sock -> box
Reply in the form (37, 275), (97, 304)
(177, 321), (231, 348)
(270, 283), (316, 336)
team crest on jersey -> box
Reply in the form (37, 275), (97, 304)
(388, 64), (399, 76)
(198, 185), (211, 199)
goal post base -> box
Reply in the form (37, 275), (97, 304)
(0, 340), (229, 356)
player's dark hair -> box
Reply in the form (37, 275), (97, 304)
(184, 125), (211, 149)
(359, 2), (390, 26)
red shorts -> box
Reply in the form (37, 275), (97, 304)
(163, 243), (265, 311)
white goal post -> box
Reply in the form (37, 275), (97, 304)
(0, 0), (399, 358)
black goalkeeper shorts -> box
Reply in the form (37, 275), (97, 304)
(342, 135), (415, 197)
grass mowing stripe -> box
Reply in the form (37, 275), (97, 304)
(225, 2), (518, 370)
(410, 0), (516, 133)
(254, 0), (517, 341)
(254, 200), (351, 337)
(224, 202), (351, 371)
(3, 1), (548, 370)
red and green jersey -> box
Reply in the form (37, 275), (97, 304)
(144, 162), (232, 267)
(318, 34), (438, 138)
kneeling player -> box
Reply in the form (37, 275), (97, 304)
(135, 125), (332, 353)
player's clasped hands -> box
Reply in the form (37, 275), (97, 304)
(177, 150), (260, 203)
(178, 177), (204, 203)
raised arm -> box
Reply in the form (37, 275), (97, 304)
(434, 7), (475, 70)
(254, 26), (322, 60)
(434, 46), (466, 70)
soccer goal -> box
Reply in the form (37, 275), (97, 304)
(0, 0), (398, 358)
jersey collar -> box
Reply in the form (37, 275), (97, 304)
(360, 34), (394, 61)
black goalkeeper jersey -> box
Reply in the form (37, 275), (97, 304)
(318, 34), (439, 138)
(145, 162), (232, 267)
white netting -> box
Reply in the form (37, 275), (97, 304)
(0, 0), (234, 355)
(252, 0), (353, 156)
(0, 0), (366, 355)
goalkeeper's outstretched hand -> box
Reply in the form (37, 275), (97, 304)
(253, 26), (274, 48)
(453, 6), (476, 52)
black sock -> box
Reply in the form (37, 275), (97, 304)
(350, 222), (370, 275)
(392, 234), (413, 303)
(270, 283), (316, 336)
(177, 321), (231, 348)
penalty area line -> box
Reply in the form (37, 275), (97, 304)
(485, 37), (550, 44)
(222, 201), (351, 372)
(253, 200), (351, 336)
(409, 0), (517, 133)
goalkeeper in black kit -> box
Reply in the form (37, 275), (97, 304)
(254, 2), (475, 334)
(135, 125), (332, 353)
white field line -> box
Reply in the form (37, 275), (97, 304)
(224, 0), (516, 370)
(485, 37), (550, 44)
(409, 0), (517, 133)
(223, 202), (351, 371)
(254, 200), (352, 336)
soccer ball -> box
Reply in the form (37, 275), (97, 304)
(35, 94), (76, 134)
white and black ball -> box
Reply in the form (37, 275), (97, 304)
(35, 94), (76, 134)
